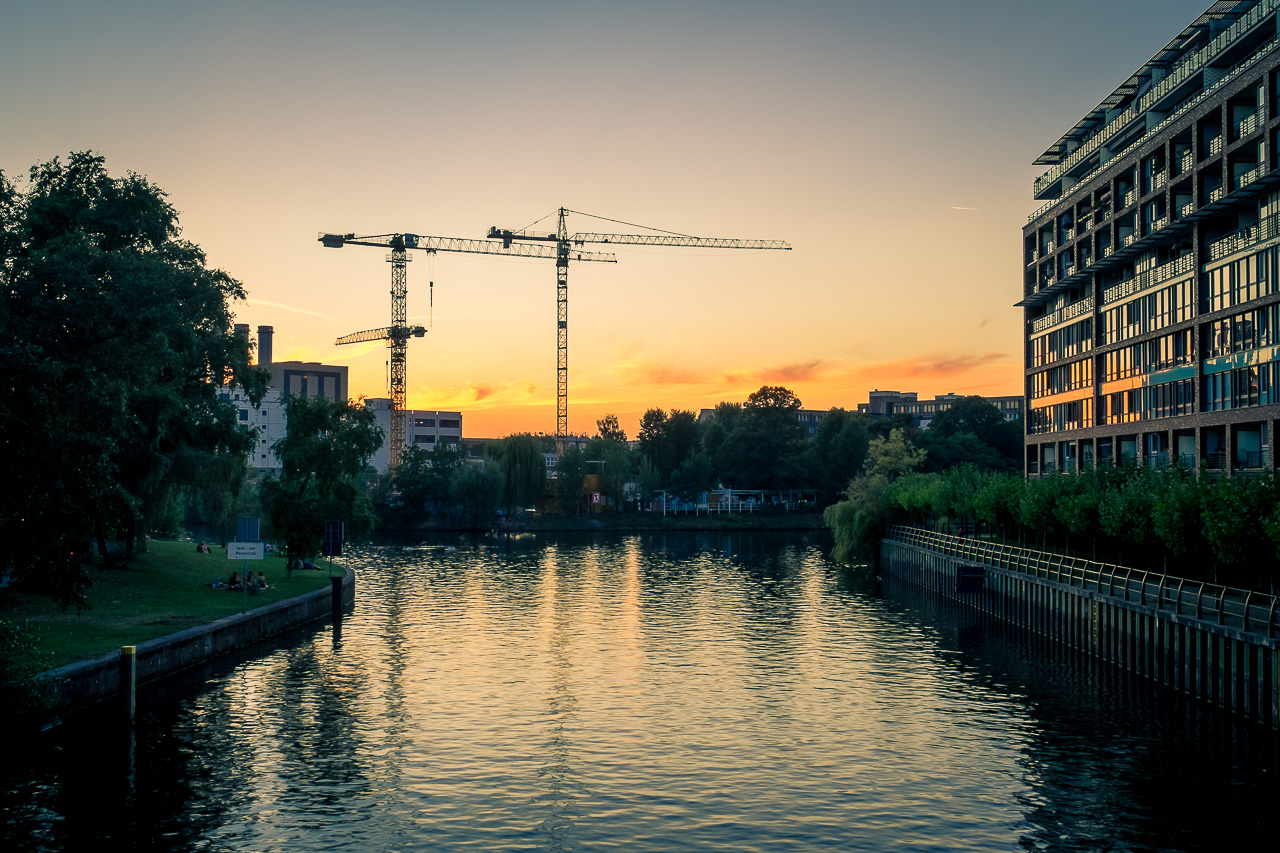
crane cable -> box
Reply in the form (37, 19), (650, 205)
(565, 209), (694, 237)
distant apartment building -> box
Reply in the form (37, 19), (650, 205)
(697, 393), (1020, 435)
(856, 391), (1023, 430)
(1023, 1), (1280, 475)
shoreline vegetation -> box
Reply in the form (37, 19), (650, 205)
(1, 539), (334, 669)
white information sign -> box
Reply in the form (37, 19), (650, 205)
(227, 542), (265, 560)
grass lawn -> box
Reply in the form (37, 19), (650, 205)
(0, 539), (337, 667)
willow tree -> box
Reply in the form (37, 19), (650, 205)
(487, 433), (547, 511)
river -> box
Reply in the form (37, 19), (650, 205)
(3, 531), (1278, 851)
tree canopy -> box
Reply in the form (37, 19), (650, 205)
(0, 152), (266, 605)
(259, 394), (382, 566)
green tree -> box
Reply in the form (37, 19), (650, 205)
(812, 407), (871, 498)
(583, 436), (632, 509)
(717, 386), (809, 489)
(670, 452), (715, 503)
(390, 442), (469, 520)
(637, 408), (699, 480)
(0, 152), (266, 606)
(864, 427), (927, 480)
(448, 460), (503, 528)
(260, 394), (383, 569)
(556, 444), (587, 513)
(596, 413), (627, 443)
(487, 433), (548, 511)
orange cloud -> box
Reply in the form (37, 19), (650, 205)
(856, 352), (1007, 381)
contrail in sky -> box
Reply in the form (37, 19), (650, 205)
(951, 206), (982, 211)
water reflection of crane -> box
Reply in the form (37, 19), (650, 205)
(487, 208), (791, 452)
(319, 231), (616, 468)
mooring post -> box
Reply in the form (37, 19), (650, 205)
(331, 575), (343, 625)
(120, 645), (136, 723)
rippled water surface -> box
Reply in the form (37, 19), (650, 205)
(4, 531), (1279, 852)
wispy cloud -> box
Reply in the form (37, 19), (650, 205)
(409, 380), (542, 410)
(950, 206), (982, 211)
(245, 299), (338, 321)
(855, 352), (1007, 382)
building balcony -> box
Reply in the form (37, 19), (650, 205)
(1062, 227), (1075, 241)
(1030, 296), (1095, 333)
(1062, 263), (1076, 277)
(1207, 211), (1280, 261)
(1208, 135), (1224, 157)
(1236, 162), (1267, 191)
(1204, 451), (1228, 470)
(1123, 188), (1138, 208)
(1101, 253), (1194, 305)
(1207, 185), (1225, 203)
(1179, 151), (1194, 173)
(1151, 171), (1167, 191)
(1179, 200), (1194, 218)
(1148, 216), (1168, 233)
(1236, 111), (1260, 139)
(1237, 449), (1269, 469)
(1122, 232), (1138, 248)
(1104, 245), (1115, 258)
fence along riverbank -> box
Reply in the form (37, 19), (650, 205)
(880, 526), (1279, 729)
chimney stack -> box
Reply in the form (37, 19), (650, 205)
(257, 325), (274, 366)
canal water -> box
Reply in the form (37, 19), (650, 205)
(3, 531), (1279, 852)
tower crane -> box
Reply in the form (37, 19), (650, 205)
(487, 208), (791, 452)
(319, 231), (616, 468)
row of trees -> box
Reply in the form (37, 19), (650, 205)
(824, 435), (1280, 592)
(376, 391), (1024, 527)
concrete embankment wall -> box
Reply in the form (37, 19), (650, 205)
(44, 569), (354, 713)
(881, 537), (1280, 729)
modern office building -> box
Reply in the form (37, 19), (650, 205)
(1023, 0), (1280, 475)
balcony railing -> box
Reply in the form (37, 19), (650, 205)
(1122, 232), (1138, 247)
(1044, 240), (1055, 255)
(1149, 216), (1168, 233)
(1208, 135), (1224, 157)
(1204, 451), (1228, 470)
(1180, 151), (1194, 173)
(1207, 212), (1280, 261)
(1236, 111), (1260, 139)
(1104, 245), (1115, 257)
(1208, 185), (1225, 203)
(1123, 189), (1138, 208)
(1027, 25), (1280, 222)
(1062, 263), (1076, 277)
(1062, 227), (1075, 241)
(1236, 161), (1267, 190)
(1237, 450), (1269, 469)
(1101, 253), (1193, 305)
(1180, 201), (1194, 218)
(1151, 171), (1167, 191)
(1031, 296), (1096, 334)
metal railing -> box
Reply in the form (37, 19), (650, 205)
(1122, 232), (1138, 247)
(1123, 189), (1138, 208)
(1148, 216), (1168, 233)
(1179, 151), (1194, 174)
(1031, 296), (1096, 333)
(1179, 201), (1194, 218)
(1208, 185), (1225, 204)
(1208, 135), (1224, 157)
(1207, 211), (1280, 261)
(1151, 171), (1167, 191)
(885, 526), (1280, 638)
(1236, 110), (1261, 139)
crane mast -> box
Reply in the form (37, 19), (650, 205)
(487, 208), (791, 453)
(320, 230), (614, 469)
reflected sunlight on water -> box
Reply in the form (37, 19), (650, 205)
(4, 531), (1278, 852)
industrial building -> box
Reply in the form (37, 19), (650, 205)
(1023, 0), (1280, 474)
(223, 324), (461, 475)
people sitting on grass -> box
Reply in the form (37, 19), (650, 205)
(227, 571), (242, 591)
(256, 572), (268, 589)
(196, 541), (211, 554)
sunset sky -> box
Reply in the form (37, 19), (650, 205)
(2, 0), (1211, 437)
